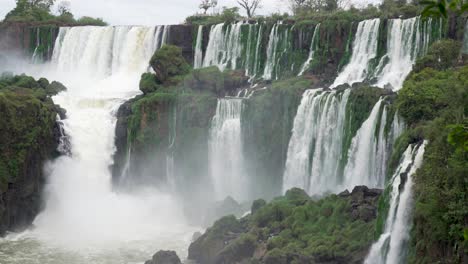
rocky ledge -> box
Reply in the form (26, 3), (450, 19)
(187, 186), (382, 264)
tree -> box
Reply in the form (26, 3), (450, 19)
(57, 0), (71, 16)
(237, 0), (262, 18)
(420, 0), (468, 18)
(199, 0), (218, 14)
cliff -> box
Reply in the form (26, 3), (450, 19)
(0, 75), (64, 235)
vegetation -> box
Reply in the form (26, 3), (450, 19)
(150, 45), (191, 86)
(0, 74), (63, 191)
(395, 61), (467, 263)
(413, 39), (463, 73)
(3, 0), (107, 26)
(189, 187), (382, 263)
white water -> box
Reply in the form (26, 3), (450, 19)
(209, 98), (248, 201)
(343, 99), (386, 189)
(332, 19), (381, 87)
(282, 89), (350, 195)
(375, 17), (434, 90)
(298, 24), (321, 76)
(194, 25), (204, 69)
(365, 142), (427, 264)
(203, 23), (243, 71)
(0, 26), (197, 263)
(263, 23), (291, 80)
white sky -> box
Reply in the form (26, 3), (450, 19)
(0, 0), (381, 25)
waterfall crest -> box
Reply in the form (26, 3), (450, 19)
(209, 98), (248, 201)
(365, 142), (427, 264)
(332, 19), (381, 87)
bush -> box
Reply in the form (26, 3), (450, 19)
(414, 39), (462, 72)
(185, 7), (241, 25)
(150, 45), (191, 85)
(139, 73), (159, 95)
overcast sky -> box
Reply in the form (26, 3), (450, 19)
(0, 0), (381, 26)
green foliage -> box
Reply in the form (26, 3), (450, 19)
(414, 39), (462, 72)
(3, 0), (107, 25)
(185, 7), (241, 25)
(420, 0), (468, 18)
(395, 66), (467, 263)
(0, 74), (59, 191)
(139, 73), (160, 95)
(150, 45), (191, 85)
(75, 16), (108, 26)
(397, 67), (466, 125)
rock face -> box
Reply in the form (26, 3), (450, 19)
(188, 186), (382, 264)
(0, 75), (62, 235)
(145, 250), (181, 264)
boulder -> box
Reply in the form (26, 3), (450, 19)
(145, 250), (181, 264)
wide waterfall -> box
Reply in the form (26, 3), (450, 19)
(283, 90), (404, 196)
(332, 19), (381, 87)
(365, 142), (427, 264)
(282, 89), (350, 195)
(375, 17), (440, 90)
(0, 26), (196, 264)
(202, 23), (243, 71)
(209, 98), (248, 201)
(298, 23), (320, 76)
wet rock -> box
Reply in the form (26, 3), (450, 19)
(145, 250), (181, 264)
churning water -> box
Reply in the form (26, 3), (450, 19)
(0, 26), (198, 264)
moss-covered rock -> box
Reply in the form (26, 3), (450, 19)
(150, 45), (190, 85)
(188, 186), (382, 264)
(0, 74), (62, 235)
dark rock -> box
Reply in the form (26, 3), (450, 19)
(338, 189), (351, 197)
(166, 25), (194, 65)
(251, 199), (266, 215)
(145, 250), (181, 264)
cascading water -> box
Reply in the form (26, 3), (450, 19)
(282, 89), (350, 195)
(0, 26), (196, 264)
(298, 23), (320, 76)
(365, 142), (427, 264)
(263, 23), (291, 80)
(209, 98), (248, 201)
(283, 91), (403, 195)
(332, 19), (381, 87)
(342, 99), (388, 189)
(194, 25), (204, 69)
(375, 17), (438, 90)
(202, 23), (243, 71)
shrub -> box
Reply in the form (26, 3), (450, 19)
(414, 39), (462, 72)
(139, 73), (159, 95)
(150, 45), (191, 85)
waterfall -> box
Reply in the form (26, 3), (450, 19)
(463, 20), (468, 54)
(375, 17), (435, 90)
(209, 98), (247, 201)
(298, 24), (321, 76)
(332, 19), (381, 87)
(345, 99), (386, 188)
(282, 89), (350, 195)
(202, 23), (243, 71)
(194, 25), (204, 69)
(365, 142), (427, 264)
(18, 25), (196, 261)
(263, 23), (291, 80)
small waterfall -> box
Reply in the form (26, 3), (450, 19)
(263, 23), (292, 80)
(463, 20), (468, 54)
(298, 24), (321, 76)
(332, 18), (381, 87)
(209, 98), (247, 201)
(365, 142), (427, 264)
(194, 25), (204, 69)
(202, 23), (243, 71)
(31, 28), (41, 63)
(282, 89), (350, 195)
(166, 106), (177, 190)
(375, 17), (437, 90)
(249, 24), (264, 79)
